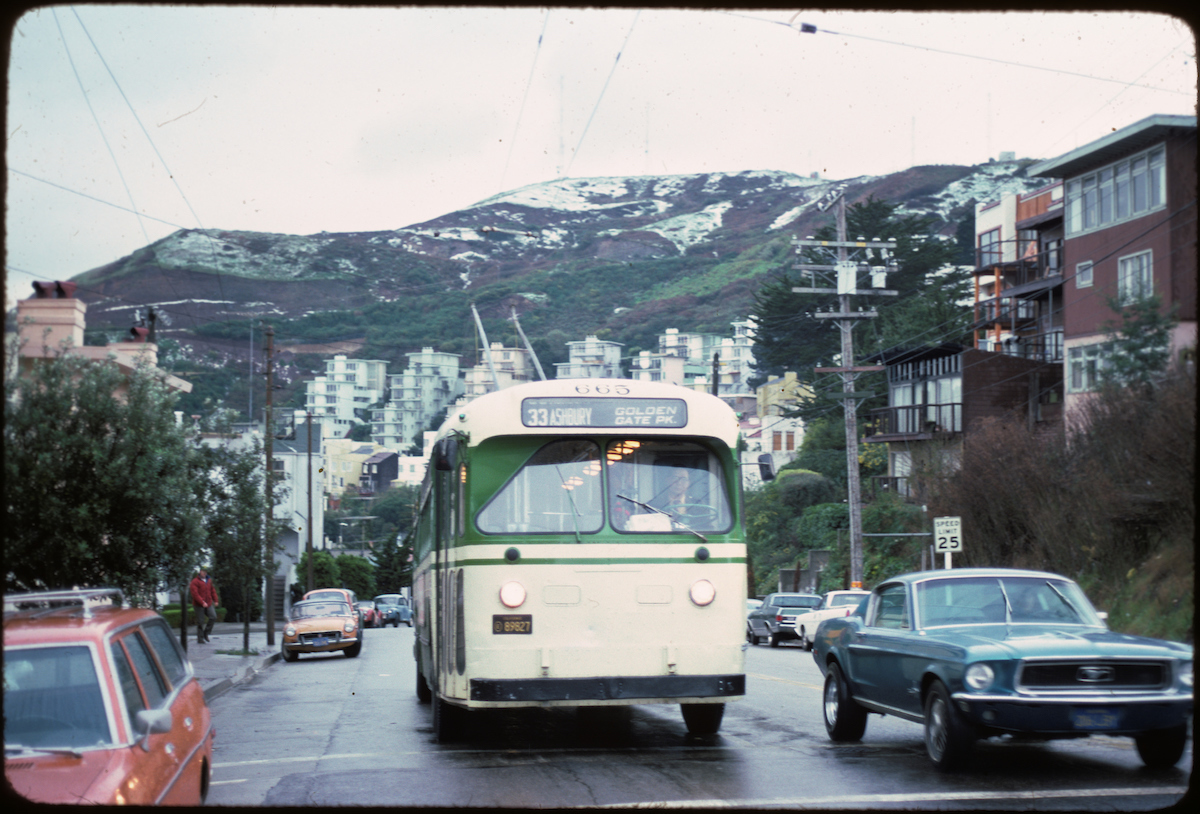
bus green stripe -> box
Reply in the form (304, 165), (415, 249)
(451, 556), (746, 567)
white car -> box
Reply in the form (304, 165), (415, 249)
(792, 590), (869, 650)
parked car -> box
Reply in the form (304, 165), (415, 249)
(813, 568), (1193, 771)
(791, 589), (870, 650)
(357, 600), (380, 628)
(304, 587), (362, 628)
(281, 599), (362, 661)
(746, 597), (763, 612)
(374, 593), (413, 627)
(4, 588), (216, 805)
(746, 592), (821, 647)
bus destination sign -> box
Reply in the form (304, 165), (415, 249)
(522, 397), (688, 428)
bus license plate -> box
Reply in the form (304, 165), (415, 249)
(493, 614), (532, 634)
(1072, 707), (1119, 730)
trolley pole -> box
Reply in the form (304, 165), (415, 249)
(792, 190), (898, 588)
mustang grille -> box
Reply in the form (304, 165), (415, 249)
(1018, 660), (1167, 691)
(299, 630), (343, 644)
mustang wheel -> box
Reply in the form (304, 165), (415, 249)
(823, 662), (867, 741)
(924, 681), (973, 771)
(1134, 724), (1187, 768)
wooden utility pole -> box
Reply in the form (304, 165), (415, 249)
(263, 325), (276, 647)
(792, 189), (897, 588)
(307, 412), (314, 593)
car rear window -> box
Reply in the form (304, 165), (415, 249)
(775, 596), (819, 608)
(4, 645), (113, 748)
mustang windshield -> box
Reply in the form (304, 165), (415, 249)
(916, 576), (1103, 628)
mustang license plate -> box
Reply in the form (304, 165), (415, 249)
(1071, 707), (1120, 730)
(493, 614), (532, 634)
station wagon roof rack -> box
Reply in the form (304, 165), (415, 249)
(3, 587), (126, 617)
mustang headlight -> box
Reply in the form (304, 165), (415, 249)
(1179, 660), (1193, 688)
(964, 663), (995, 691)
(284, 625), (297, 637)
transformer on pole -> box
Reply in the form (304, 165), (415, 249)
(791, 191), (898, 588)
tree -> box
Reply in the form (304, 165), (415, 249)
(372, 530), (413, 592)
(296, 550), (340, 590)
(335, 553), (376, 598)
(5, 352), (204, 606)
(193, 437), (269, 626)
(1103, 294), (1178, 390)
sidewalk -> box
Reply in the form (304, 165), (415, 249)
(179, 620), (282, 702)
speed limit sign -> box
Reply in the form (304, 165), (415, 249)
(933, 516), (962, 553)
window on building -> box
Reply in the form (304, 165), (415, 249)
(1117, 251), (1153, 304)
(1065, 145), (1166, 235)
(977, 228), (1001, 266)
(1068, 343), (1112, 393)
(1076, 260), (1093, 289)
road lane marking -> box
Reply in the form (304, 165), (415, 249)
(214, 752), (383, 768)
(210, 779), (248, 786)
(590, 786), (1190, 808)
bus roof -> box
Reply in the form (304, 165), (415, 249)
(437, 379), (740, 448)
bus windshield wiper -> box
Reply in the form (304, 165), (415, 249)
(617, 494), (708, 543)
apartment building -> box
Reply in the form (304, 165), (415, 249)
(1027, 114), (1197, 416)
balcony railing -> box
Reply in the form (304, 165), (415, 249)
(975, 247), (1062, 286)
(866, 403), (962, 438)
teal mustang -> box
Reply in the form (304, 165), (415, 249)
(812, 568), (1192, 771)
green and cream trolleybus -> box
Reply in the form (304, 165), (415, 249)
(412, 378), (751, 740)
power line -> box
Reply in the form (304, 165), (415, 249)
(565, 10), (641, 178)
(50, 7), (150, 246)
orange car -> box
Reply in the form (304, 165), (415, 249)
(302, 587), (362, 628)
(281, 599), (362, 661)
(3, 588), (215, 805)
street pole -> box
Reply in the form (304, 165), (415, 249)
(793, 191), (898, 588)
(307, 412), (314, 593)
(263, 325), (276, 647)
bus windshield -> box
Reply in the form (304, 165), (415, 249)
(608, 440), (731, 533)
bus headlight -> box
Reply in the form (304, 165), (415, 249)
(689, 579), (716, 607)
(499, 581), (527, 609)
(964, 663), (995, 691)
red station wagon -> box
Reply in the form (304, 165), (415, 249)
(3, 588), (216, 805)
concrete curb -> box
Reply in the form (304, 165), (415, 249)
(202, 651), (281, 703)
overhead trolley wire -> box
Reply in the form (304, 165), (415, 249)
(500, 9), (550, 193)
(50, 7), (151, 247)
(564, 10), (641, 178)
(69, 5), (229, 305)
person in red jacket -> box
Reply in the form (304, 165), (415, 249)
(189, 567), (220, 643)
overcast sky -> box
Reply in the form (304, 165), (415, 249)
(5, 5), (1195, 310)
